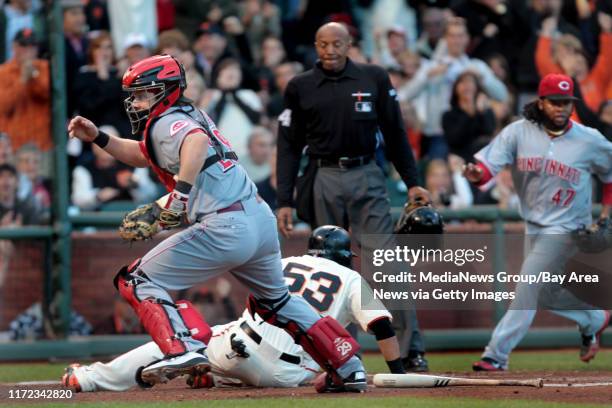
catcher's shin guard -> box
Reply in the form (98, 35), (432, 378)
(113, 262), (211, 356)
(293, 316), (360, 370)
(138, 299), (187, 356)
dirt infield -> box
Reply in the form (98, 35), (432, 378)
(2, 371), (612, 405)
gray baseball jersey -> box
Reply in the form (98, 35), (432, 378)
(475, 119), (612, 231)
(149, 105), (257, 220)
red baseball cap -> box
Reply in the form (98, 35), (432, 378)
(538, 74), (579, 101)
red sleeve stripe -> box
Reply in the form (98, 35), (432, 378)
(185, 128), (207, 137)
(603, 183), (612, 205)
(475, 161), (494, 186)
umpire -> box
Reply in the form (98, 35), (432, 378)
(276, 22), (431, 371)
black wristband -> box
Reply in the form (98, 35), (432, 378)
(93, 130), (110, 148)
(386, 358), (406, 374)
(175, 180), (193, 195)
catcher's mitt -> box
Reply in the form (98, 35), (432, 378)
(118, 202), (184, 242)
(572, 218), (612, 253)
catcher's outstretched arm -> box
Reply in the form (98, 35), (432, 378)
(103, 137), (148, 168)
(68, 116), (148, 168)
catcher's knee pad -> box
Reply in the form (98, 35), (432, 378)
(113, 259), (143, 310)
(175, 300), (212, 344)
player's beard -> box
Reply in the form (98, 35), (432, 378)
(542, 114), (570, 134)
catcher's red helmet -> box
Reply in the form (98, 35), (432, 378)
(122, 54), (187, 134)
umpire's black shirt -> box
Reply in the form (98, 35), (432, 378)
(277, 58), (419, 207)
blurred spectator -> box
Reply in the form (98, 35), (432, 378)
(15, 143), (50, 223)
(266, 61), (303, 117)
(173, 0), (238, 39)
(156, 0), (176, 32)
(400, 99), (423, 161)
(484, 52), (514, 128)
(85, 0), (110, 32)
(157, 29), (206, 104)
(399, 17), (508, 160)
(424, 157), (473, 209)
(536, 14), (612, 115)
(415, 7), (447, 59)
(0, 163), (42, 225)
(241, 126), (274, 183)
(9, 302), (92, 340)
(239, 0), (281, 62)
(63, 0), (88, 116)
(192, 19), (257, 90)
(571, 76), (612, 138)
(513, 0), (580, 106)
(397, 50), (421, 81)
(116, 32), (151, 75)
(451, 0), (515, 60)
(71, 127), (157, 210)
(0, 132), (30, 201)
(358, 0), (418, 59)
(0, 0), (45, 63)
(256, 35), (286, 95)
(108, 0), (157, 60)
(200, 58), (263, 159)
(374, 25), (410, 69)
(255, 146), (277, 211)
(0, 28), (51, 169)
(73, 30), (131, 138)
(599, 100), (612, 140)
(442, 71), (496, 163)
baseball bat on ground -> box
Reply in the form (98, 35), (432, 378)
(373, 373), (543, 388)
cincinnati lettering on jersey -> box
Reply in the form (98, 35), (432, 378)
(516, 157), (581, 184)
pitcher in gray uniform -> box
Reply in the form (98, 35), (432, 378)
(463, 74), (612, 371)
(67, 55), (367, 392)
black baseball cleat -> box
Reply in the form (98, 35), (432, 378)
(139, 350), (211, 385)
(314, 371), (368, 393)
(403, 353), (429, 372)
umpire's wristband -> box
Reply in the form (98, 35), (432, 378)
(93, 130), (110, 148)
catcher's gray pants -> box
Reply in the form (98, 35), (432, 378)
(314, 163), (425, 356)
(134, 196), (363, 377)
(482, 223), (607, 368)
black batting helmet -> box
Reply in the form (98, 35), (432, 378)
(395, 204), (444, 234)
(307, 225), (355, 268)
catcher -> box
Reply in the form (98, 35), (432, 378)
(67, 55), (367, 392)
(61, 226), (404, 392)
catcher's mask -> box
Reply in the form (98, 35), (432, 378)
(122, 54), (186, 134)
(395, 202), (444, 234)
(307, 225), (356, 268)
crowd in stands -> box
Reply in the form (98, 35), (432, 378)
(0, 0), (611, 225)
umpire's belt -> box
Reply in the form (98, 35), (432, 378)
(316, 154), (373, 169)
(239, 321), (301, 365)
